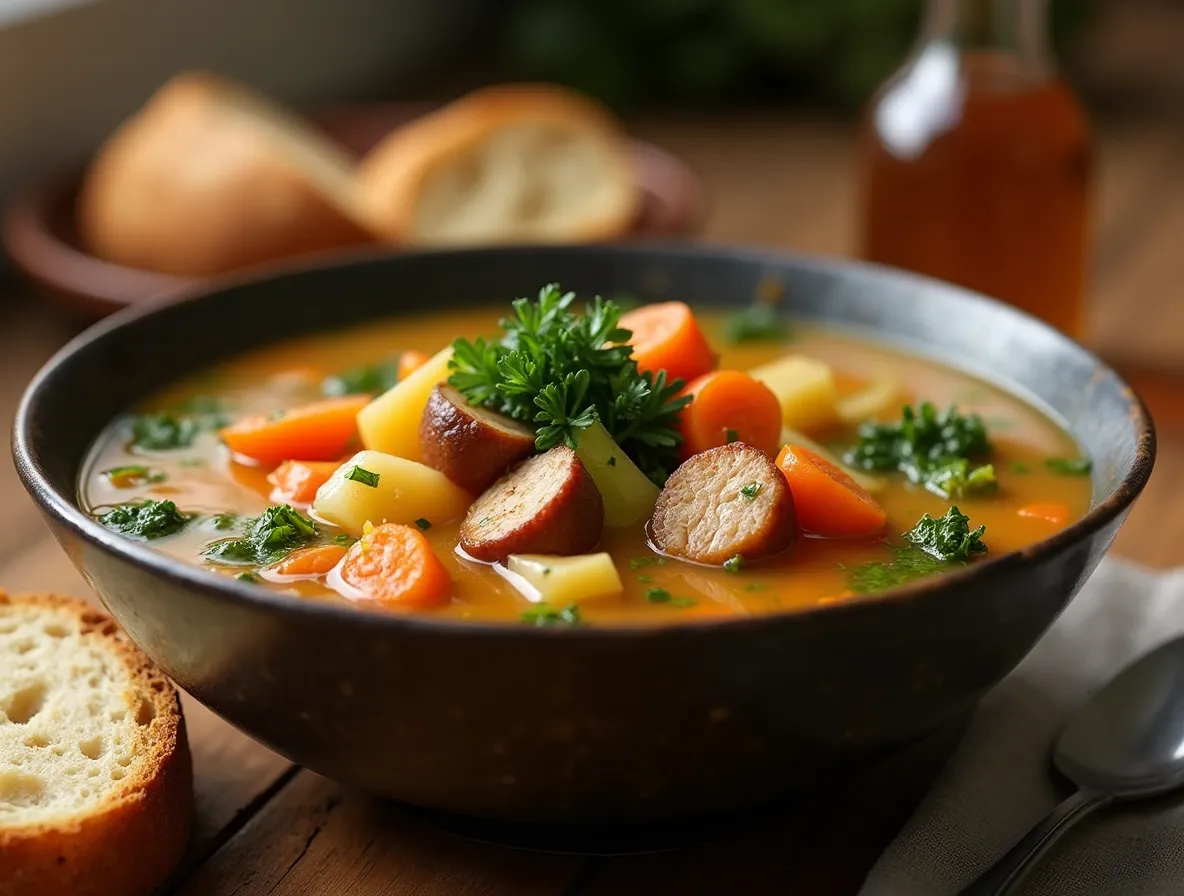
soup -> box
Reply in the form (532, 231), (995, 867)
(81, 288), (1092, 625)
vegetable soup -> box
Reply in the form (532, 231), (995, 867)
(81, 287), (1092, 625)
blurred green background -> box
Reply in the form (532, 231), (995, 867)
(498, 0), (1095, 111)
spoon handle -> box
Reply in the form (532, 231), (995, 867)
(957, 790), (1110, 896)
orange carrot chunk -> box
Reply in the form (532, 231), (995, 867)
(618, 301), (717, 385)
(397, 350), (431, 382)
(267, 460), (341, 505)
(220, 395), (370, 465)
(338, 523), (452, 610)
(270, 544), (348, 577)
(676, 370), (782, 458)
(1018, 502), (1071, 525)
(775, 444), (887, 537)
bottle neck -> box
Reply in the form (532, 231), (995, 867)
(922, 0), (1050, 67)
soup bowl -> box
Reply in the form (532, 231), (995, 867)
(12, 244), (1154, 823)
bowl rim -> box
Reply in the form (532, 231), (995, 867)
(12, 241), (1158, 637)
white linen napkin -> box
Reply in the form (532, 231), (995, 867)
(861, 558), (1184, 896)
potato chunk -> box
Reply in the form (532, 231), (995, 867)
(357, 346), (453, 461)
(313, 449), (471, 536)
(749, 355), (838, 433)
(507, 553), (623, 606)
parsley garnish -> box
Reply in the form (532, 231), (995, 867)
(334, 533), (358, 546)
(98, 500), (192, 539)
(645, 587), (672, 603)
(723, 302), (791, 343)
(414, 518), (431, 531)
(130, 414), (201, 451)
(210, 512), (242, 531)
(725, 428), (739, 444)
(670, 597), (697, 608)
(925, 460), (997, 499)
(203, 505), (319, 565)
(323, 359), (401, 397)
(739, 481), (762, 501)
(636, 574), (654, 583)
(848, 548), (947, 594)
(447, 284), (691, 485)
(521, 602), (583, 626)
(345, 465), (380, 488)
(1045, 457), (1091, 476)
(103, 465), (166, 487)
(904, 506), (988, 561)
(630, 556), (667, 569)
(844, 402), (992, 495)
(607, 456), (617, 467)
(723, 554), (746, 573)
(235, 572), (258, 583)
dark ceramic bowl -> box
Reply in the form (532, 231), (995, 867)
(12, 244), (1154, 824)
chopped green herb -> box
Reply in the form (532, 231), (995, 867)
(414, 518), (431, 531)
(607, 456), (617, 467)
(744, 583), (768, 592)
(130, 414), (201, 451)
(103, 465), (166, 487)
(521, 602), (583, 626)
(739, 481), (763, 501)
(1009, 462), (1031, 474)
(925, 460), (997, 499)
(345, 465), (380, 488)
(98, 500), (192, 540)
(636, 574), (654, 583)
(723, 302), (791, 343)
(670, 596), (697, 608)
(179, 457), (206, 467)
(723, 554), (746, 573)
(203, 505), (319, 565)
(725, 428), (739, 444)
(904, 506), (988, 561)
(1045, 457), (1092, 476)
(848, 548), (946, 594)
(645, 587), (672, 603)
(235, 572), (258, 583)
(630, 556), (667, 569)
(448, 284), (691, 485)
(322, 359), (400, 397)
(542, 567), (552, 575)
(844, 402), (992, 493)
(210, 512), (242, 531)
(334, 533), (358, 547)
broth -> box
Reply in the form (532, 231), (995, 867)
(81, 308), (1091, 624)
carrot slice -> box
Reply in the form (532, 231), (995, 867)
(1018, 503), (1071, 525)
(270, 544), (347, 577)
(676, 370), (782, 458)
(775, 444), (887, 537)
(267, 460), (341, 505)
(397, 350), (431, 381)
(220, 395), (369, 465)
(338, 523), (452, 610)
(618, 301), (717, 385)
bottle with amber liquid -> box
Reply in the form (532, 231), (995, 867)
(857, 0), (1092, 338)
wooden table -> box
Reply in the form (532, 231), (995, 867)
(3, 115), (1183, 894)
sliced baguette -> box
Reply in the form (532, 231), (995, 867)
(0, 592), (192, 896)
(354, 83), (641, 246)
(77, 70), (375, 277)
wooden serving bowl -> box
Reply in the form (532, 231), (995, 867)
(1, 103), (705, 319)
(13, 244), (1154, 823)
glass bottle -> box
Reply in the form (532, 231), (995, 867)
(856, 0), (1093, 338)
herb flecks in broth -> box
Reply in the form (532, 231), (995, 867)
(99, 499), (192, 540)
(521, 603), (583, 626)
(448, 284), (690, 485)
(904, 506), (988, 561)
(103, 465), (166, 488)
(723, 302), (791, 343)
(1045, 457), (1092, 476)
(848, 507), (988, 593)
(203, 505), (320, 566)
(322, 359), (400, 397)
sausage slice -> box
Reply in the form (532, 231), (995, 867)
(649, 443), (796, 565)
(460, 447), (604, 562)
(420, 384), (537, 493)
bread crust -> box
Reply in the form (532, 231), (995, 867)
(354, 83), (640, 244)
(76, 70), (374, 277)
(0, 592), (193, 896)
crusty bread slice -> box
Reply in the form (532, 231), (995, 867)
(0, 593), (192, 896)
(77, 70), (375, 277)
(354, 83), (641, 246)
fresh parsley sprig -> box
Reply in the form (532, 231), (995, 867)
(447, 284), (691, 484)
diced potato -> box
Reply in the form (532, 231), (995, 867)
(779, 426), (884, 494)
(356, 346), (453, 461)
(507, 553), (624, 606)
(573, 420), (660, 527)
(836, 375), (903, 425)
(749, 355), (838, 433)
(313, 449), (471, 536)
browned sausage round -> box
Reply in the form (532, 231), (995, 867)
(459, 446), (604, 562)
(419, 384), (537, 493)
(649, 443), (797, 565)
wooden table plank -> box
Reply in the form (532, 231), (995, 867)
(176, 771), (585, 896)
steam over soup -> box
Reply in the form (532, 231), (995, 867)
(82, 286), (1092, 624)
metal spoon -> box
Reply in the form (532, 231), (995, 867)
(960, 635), (1184, 896)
